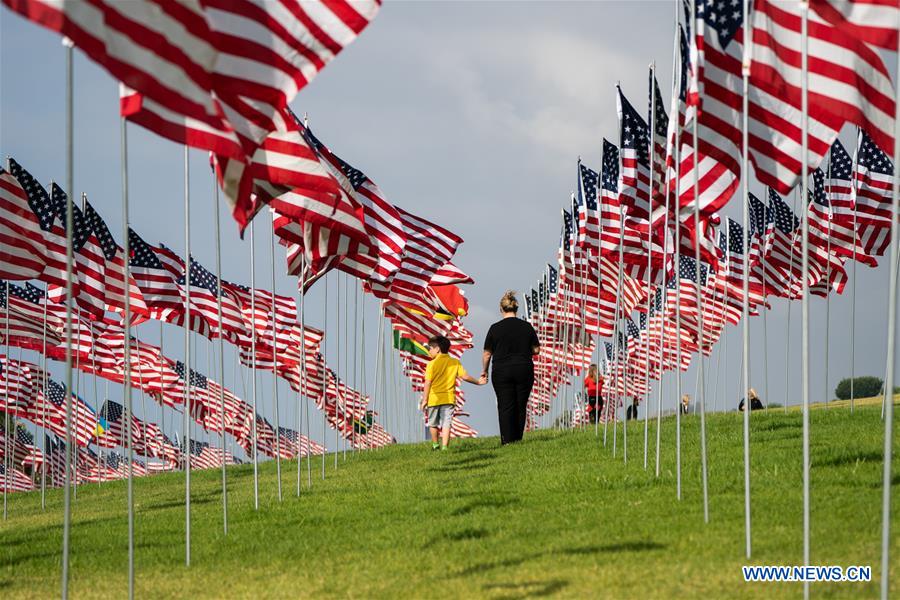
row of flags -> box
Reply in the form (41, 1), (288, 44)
(3, 0), (481, 438)
(523, 0), (898, 422)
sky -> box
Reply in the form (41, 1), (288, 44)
(1, 2), (898, 455)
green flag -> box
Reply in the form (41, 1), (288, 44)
(392, 330), (429, 357)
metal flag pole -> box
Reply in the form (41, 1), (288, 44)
(298, 253), (310, 493)
(249, 220), (259, 509)
(800, 7), (811, 597)
(739, 0), (753, 558)
(373, 306), (385, 448)
(851, 131), (860, 413)
(60, 38), (75, 599)
(824, 163), (832, 407)
(686, 0), (708, 518)
(644, 61), (657, 469)
(879, 18), (900, 600)
(3, 282), (9, 520)
(120, 116), (136, 600)
(335, 276), (342, 467)
(606, 205), (626, 448)
(657, 4), (681, 473)
(269, 211), (282, 500)
(211, 168), (228, 531)
(40, 281), (48, 508)
(322, 274), (328, 479)
(182, 145), (192, 566)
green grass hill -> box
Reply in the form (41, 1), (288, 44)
(2, 404), (898, 598)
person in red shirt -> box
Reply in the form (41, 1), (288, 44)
(584, 364), (604, 424)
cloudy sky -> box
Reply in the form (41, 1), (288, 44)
(1, 2), (897, 450)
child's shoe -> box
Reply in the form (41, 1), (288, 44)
(440, 445), (449, 451)
(432, 442), (440, 451)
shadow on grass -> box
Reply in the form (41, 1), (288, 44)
(444, 452), (498, 467)
(481, 578), (569, 599)
(815, 450), (883, 468)
(451, 496), (519, 516)
(446, 527), (491, 541)
(428, 462), (492, 474)
(455, 540), (664, 577)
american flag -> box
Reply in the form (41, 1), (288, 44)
(128, 228), (185, 319)
(1, 282), (55, 353)
(7, 158), (76, 293)
(171, 251), (249, 343)
(0, 167), (46, 281)
(617, 86), (652, 233)
(576, 160), (600, 253)
(304, 126), (406, 287)
(40, 378), (97, 447)
(648, 71), (670, 211)
(810, 0), (899, 51)
(83, 201), (149, 320)
(0, 463), (33, 492)
(690, 0), (895, 199)
(805, 168), (850, 296)
(7, 0), (381, 231)
(44, 184), (108, 319)
(853, 130), (896, 257)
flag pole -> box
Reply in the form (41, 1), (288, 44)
(740, 0), (753, 557)
(850, 130), (860, 413)
(322, 274), (328, 479)
(182, 145), (192, 566)
(333, 276), (340, 469)
(879, 17), (900, 600)
(687, 0), (709, 519)
(799, 5), (811, 596)
(297, 253), (309, 493)
(60, 38), (75, 599)
(3, 282), (10, 520)
(119, 116), (135, 599)
(40, 282), (49, 508)
(606, 203), (626, 449)
(269, 211), (282, 500)
(211, 166), (228, 531)
(824, 162), (832, 407)
(644, 61), (657, 470)
(248, 219), (259, 509)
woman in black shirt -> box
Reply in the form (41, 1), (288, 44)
(481, 291), (540, 444)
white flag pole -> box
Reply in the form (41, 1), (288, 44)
(60, 39), (75, 599)
(248, 220), (259, 509)
(800, 6), (811, 598)
(879, 15), (900, 599)
(739, 0), (753, 557)
(182, 145), (192, 566)
(211, 167), (228, 531)
(269, 211), (282, 500)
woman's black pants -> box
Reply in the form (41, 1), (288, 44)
(491, 364), (535, 444)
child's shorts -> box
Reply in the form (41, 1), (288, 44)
(426, 404), (454, 429)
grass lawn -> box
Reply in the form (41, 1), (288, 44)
(1, 404), (898, 598)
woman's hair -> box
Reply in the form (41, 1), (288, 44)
(749, 388), (758, 400)
(588, 364), (598, 377)
(499, 290), (519, 313)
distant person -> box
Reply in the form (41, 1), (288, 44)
(738, 388), (765, 412)
(482, 291), (540, 445)
(420, 335), (484, 451)
(626, 397), (639, 420)
(584, 364), (604, 424)
(681, 394), (690, 415)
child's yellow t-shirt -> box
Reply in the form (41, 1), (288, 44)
(424, 354), (467, 407)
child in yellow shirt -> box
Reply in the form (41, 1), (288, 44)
(419, 335), (484, 450)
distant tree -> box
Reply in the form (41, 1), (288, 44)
(835, 376), (884, 400)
